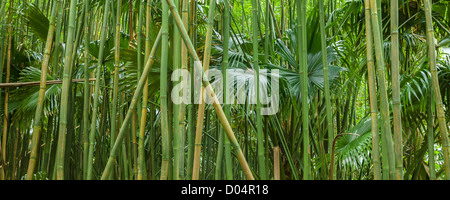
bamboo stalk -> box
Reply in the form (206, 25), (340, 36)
(54, 0), (78, 180)
(252, 0), (267, 180)
(172, 0), (182, 180)
(390, 0), (403, 180)
(52, 0), (63, 77)
(177, 0), (189, 180)
(0, 79), (96, 88)
(427, 86), (436, 180)
(26, 0), (59, 180)
(223, 0), (233, 181)
(186, 0), (196, 180)
(298, 0), (311, 180)
(424, 0), (450, 180)
(87, 0), (111, 180)
(82, 0), (92, 180)
(110, 0), (123, 180)
(160, 0), (170, 180)
(192, 0), (217, 180)
(319, 0), (334, 167)
(137, 0), (148, 181)
(364, 0), (382, 180)
(369, 0), (396, 180)
(1, 0), (13, 178)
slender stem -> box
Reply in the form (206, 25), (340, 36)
(298, 0), (311, 180)
(364, 0), (381, 180)
(87, 0), (111, 180)
(192, 0), (216, 180)
(82, 0), (92, 180)
(424, 0), (450, 180)
(223, 0), (233, 181)
(390, 0), (403, 180)
(369, 0), (396, 180)
(55, 0), (77, 180)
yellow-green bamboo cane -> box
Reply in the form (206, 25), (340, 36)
(172, 0), (182, 180)
(299, 0), (311, 180)
(178, 0), (189, 180)
(26, 0), (60, 180)
(192, 0), (216, 180)
(1, 0), (13, 176)
(110, 0), (122, 180)
(319, 0), (334, 157)
(160, 0), (170, 180)
(137, 0), (147, 181)
(427, 86), (436, 180)
(424, 0), (450, 180)
(87, 0), (111, 180)
(369, 0), (396, 180)
(223, 0), (233, 180)
(82, 0), (91, 180)
(364, 0), (382, 180)
(55, 0), (77, 180)
(252, 0), (267, 180)
(390, 0), (403, 180)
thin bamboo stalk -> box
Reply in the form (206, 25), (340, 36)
(145, 0), (152, 180)
(82, 0), (91, 180)
(390, 0), (403, 180)
(172, 0), (182, 180)
(186, 0), (196, 180)
(55, 0), (77, 180)
(424, 0), (450, 180)
(137, 0), (148, 181)
(252, 0), (267, 180)
(87, 0), (111, 180)
(1, 0), (13, 178)
(369, 0), (396, 180)
(298, 0), (311, 180)
(52, 0), (64, 77)
(160, 0), (170, 180)
(364, 0), (382, 180)
(318, 0), (333, 158)
(178, 0), (189, 180)
(427, 86), (436, 180)
(223, 0), (233, 181)
(192, 0), (217, 180)
(0, 79), (96, 88)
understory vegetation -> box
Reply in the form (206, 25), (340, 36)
(0, 0), (450, 180)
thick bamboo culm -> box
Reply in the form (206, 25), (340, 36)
(26, 0), (60, 180)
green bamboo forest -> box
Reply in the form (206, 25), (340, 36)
(0, 0), (449, 181)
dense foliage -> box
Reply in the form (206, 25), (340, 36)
(0, 0), (449, 180)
